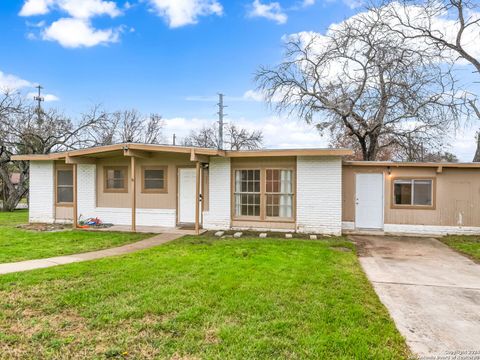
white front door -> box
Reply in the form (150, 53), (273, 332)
(355, 173), (384, 229)
(178, 168), (196, 224)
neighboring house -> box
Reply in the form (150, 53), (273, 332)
(13, 143), (480, 236)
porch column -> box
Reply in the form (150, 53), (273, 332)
(72, 163), (78, 229)
(195, 161), (200, 235)
(131, 156), (136, 232)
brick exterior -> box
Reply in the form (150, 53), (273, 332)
(29, 161), (55, 223)
(202, 157), (231, 230)
(296, 156), (343, 235)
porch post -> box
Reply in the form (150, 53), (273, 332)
(131, 156), (136, 232)
(195, 161), (200, 235)
(72, 163), (78, 229)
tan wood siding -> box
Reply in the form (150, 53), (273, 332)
(96, 154), (193, 209)
(343, 166), (480, 227)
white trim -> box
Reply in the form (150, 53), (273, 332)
(342, 221), (355, 231)
(384, 224), (480, 236)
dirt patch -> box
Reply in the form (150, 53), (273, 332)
(348, 236), (372, 257)
(17, 223), (72, 232)
(202, 230), (335, 240)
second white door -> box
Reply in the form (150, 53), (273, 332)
(178, 168), (196, 224)
(355, 173), (384, 229)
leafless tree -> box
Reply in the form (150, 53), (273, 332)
(0, 92), (102, 211)
(373, 0), (480, 160)
(85, 108), (164, 146)
(256, 11), (465, 160)
(183, 123), (263, 150)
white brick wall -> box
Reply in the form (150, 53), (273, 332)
(77, 164), (96, 221)
(203, 157), (231, 230)
(76, 164), (176, 227)
(296, 156), (343, 235)
(29, 161), (55, 223)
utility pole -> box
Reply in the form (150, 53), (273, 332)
(34, 85), (44, 120)
(172, 133), (176, 146)
(217, 93), (227, 150)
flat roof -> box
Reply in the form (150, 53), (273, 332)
(343, 161), (480, 169)
(11, 143), (353, 161)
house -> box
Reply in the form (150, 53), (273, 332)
(12, 143), (480, 236)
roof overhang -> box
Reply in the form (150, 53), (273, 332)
(343, 161), (480, 169)
(11, 144), (353, 161)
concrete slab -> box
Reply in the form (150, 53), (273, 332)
(0, 233), (181, 275)
(351, 235), (480, 357)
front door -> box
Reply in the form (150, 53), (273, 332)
(355, 173), (384, 229)
(178, 168), (196, 224)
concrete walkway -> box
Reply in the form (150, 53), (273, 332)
(351, 235), (480, 357)
(0, 233), (181, 275)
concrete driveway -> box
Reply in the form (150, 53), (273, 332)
(350, 235), (480, 357)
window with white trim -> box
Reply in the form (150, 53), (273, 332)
(234, 169), (261, 217)
(393, 179), (433, 206)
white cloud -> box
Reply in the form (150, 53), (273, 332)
(148, 0), (223, 28)
(20, 0), (121, 18)
(26, 92), (60, 102)
(42, 18), (121, 48)
(249, 0), (287, 24)
(303, 0), (315, 6)
(0, 71), (32, 91)
(19, 0), (53, 16)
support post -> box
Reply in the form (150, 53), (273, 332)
(73, 164), (78, 229)
(131, 157), (136, 232)
(195, 161), (200, 235)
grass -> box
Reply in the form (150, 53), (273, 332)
(441, 235), (480, 262)
(0, 236), (409, 359)
(0, 210), (151, 263)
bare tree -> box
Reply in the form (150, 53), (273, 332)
(0, 92), (102, 211)
(184, 122), (263, 150)
(256, 11), (464, 160)
(375, 0), (480, 160)
(85, 108), (164, 146)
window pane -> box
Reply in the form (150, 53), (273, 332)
(394, 181), (412, 205)
(145, 179), (164, 189)
(57, 186), (73, 203)
(413, 180), (432, 206)
(145, 169), (163, 180)
(57, 170), (73, 186)
(106, 168), (125, 189)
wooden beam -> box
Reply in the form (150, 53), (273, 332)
(131, 157), (136, 232)
(72, 164), (78, 229)
(195, 161), (200, 235)
(65, 156), (96, 165)
(437, 166), (443, 173)
(124, 149), (151, 159)
(190, 149), (210, 163)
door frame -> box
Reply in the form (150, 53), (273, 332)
(354, 172), (385, 230)
(176, 165), (201, 226)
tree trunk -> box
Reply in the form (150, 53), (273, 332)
(474, 131), (480, 162)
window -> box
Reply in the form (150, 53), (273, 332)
(393, 179), (433, 207)
(56, 168), (73, 204)
(266, 169), (293, 218)
(233, 167), (295, 220)
(234, 169), (261, 217)
(142, 166), (167, 193)
(104, 167), (127, 192)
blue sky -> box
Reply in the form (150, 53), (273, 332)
(0, 0), (478, 160)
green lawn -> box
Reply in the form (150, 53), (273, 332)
(441, 235), (480, 262)
(0, 236), (409, 359)
(0, 210), (151, 263)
